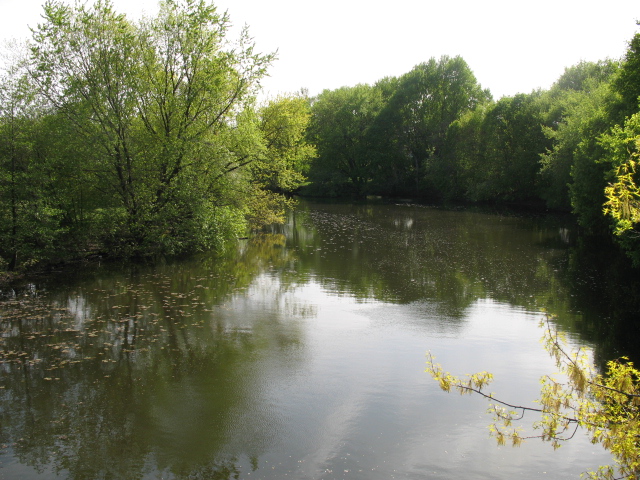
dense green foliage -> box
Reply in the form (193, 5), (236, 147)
(304, 27), (640, 263)
(307, 56), (491, 199)
(305, 56), (628, 209)
(2, 2), (640, 268)
(306, 84), (384, 196)
(0, 0), (313, 270)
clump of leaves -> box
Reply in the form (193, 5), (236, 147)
(602, 114), (640, 236)
(426, 314), (640, 480)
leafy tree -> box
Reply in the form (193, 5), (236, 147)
(427, 315), (640, 480)
(254, 94), (315, 194)
(0, 52), (67, 269)
(240, 94), (316, 228)
(568, 94), (621, 235)
(539, 61), (619, 211)
(551, 61), (619, 95)
(307, 84), (384, 196)
(465, 92), (549, 203)
(601, 112), (640, 264)
(612, 31), (640, 121)
(28, 0), (274, 255)
(32, 110), (105, 247)
(442, 106), (487, 201)
(602, 113), (640, 233)
(374, 56), (490, 197)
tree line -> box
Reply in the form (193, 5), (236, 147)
(2, 0), (640, 271)
(305, 32), (640, 264)
(0, 0), (315, 271)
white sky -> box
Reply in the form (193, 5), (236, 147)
(1, 0), (639, 100)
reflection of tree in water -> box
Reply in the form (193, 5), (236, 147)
(290, 200), (640, 364)
(0, 233), (303, 479)
(182, 461), (243, 480)
(552, 236), (640, 365)
(290, 201), (574, 316)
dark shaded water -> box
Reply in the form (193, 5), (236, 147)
(1, 199), (638, 479)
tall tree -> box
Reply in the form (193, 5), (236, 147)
(375, 56), (490, 197)
(307, 84), (383, 196)
(467, 92), (549, 203)
(612, 31), (640, 121)
(241, 94), (316, 227)
(539, 61), (619, 211)
(443, 105), (487, 201)
(0, 52), (66, 269)
(29, 0), (274, 254)
(255, 94), (315, 194)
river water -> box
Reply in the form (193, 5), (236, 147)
(0, 199), (634, 479)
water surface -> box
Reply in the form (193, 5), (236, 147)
(0, 200), (625, 479)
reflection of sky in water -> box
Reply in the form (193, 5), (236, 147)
(207, 271), (609, 480)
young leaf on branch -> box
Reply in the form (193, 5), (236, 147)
(426, 314), (640, 480)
